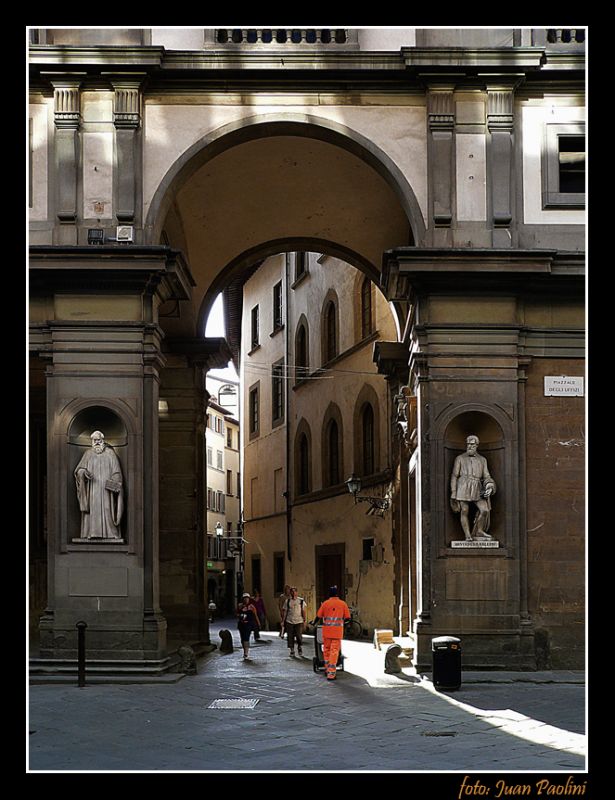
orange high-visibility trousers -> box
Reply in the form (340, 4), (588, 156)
(322, 637), (341, 680)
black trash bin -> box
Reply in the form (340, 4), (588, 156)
(432, 636), (461, 691)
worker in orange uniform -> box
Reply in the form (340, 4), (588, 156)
(315, 586), (351, 681)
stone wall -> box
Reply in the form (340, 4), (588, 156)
(525, 357), (585, 668)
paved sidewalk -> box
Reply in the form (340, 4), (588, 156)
(28, 620), (586, 773)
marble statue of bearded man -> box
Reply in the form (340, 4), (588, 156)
(74, 430), (124, 539)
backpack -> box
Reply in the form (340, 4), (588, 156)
(286, 597), (304, 612)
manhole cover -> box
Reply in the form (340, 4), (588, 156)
(208, 699), (260, 709)
(422, 731), (457, 737)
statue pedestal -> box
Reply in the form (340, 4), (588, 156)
(71, 538), (126, 544)
(450, 540), (499, 549)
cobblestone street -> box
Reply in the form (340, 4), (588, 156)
(28, 621), (586, 775)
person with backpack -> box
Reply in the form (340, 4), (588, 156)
(280, 586), (306, 657)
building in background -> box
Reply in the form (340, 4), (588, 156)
(242, 252), (400, 633)
(206, 376), (241, 614)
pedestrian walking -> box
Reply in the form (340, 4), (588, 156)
(280, 586), (306, 657)
(236, 592), (260, 660)
(315, 586), (350, 680)
(251, 589), (267, 640)
(278, 584), (291, 635)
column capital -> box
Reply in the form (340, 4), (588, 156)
(427, 85), (455, 130)
(46, 75), (84, 129)
(106, 74), (146, 129)
(485, 76), (524, 131)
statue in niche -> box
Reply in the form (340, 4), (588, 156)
(450, 434), (496, 541)
(74, 431), (124, 539)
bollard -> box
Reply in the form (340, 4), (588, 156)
(76, 621), (87, 688)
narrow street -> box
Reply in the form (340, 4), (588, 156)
(28, 619), (586, 773)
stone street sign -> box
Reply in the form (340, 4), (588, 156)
(544, 376), (584, 396)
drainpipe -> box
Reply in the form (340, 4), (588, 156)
(285, 253), (292, 562)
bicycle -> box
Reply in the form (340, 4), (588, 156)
(344, 605), (363, 639)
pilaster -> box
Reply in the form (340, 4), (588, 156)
(109, 75), (145, 225)
(427, 85), (455, 244)
(49, 76), (84, 241)
(486, 79), (522, 247)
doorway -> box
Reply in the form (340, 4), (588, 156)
(315, 543), (345, 607)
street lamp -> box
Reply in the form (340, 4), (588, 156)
(344, 473), (391, 517)
(215, 522), (224, 538)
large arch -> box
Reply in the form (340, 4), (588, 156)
(145, 113), (423, 337)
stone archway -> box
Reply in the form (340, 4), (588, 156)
(145, 113), (422, 340)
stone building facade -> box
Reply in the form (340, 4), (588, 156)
(28, 27), (585, 673)
(241, 252), (399, 632)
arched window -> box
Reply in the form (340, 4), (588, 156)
(298, 434), (310, 495)
(361, 404), (375, 476)
(327, 419), (340, 486)
(361, 277), (373, 338)
(296, 322), (309, 380)
(325, 301), (337, 363)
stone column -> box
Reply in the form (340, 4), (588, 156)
(486, 81), (520, 247)
(50, 77), (83, 244)
(427, 85), (455, 246)
(110, 76), (145, 226)
(158, 338), (232, 645)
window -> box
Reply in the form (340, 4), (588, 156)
(542, 123), (585, 208)
(237, 471), (241, 498)
(227, 521), (233, 537)
(272, 360), (285, 426)
(249, 384), (260, 438)
(327, 419), (340, 486)
(362, 404), (375, 476)
(362, 537), (375, 561)
(227, 469), (233, 495)
(227, 428), (233, 448)
(273, 281), (283, 331)
(558, 136), (585, 193)
(251, 305), (260, 350)
(216, 450), (223, 470)
(324, 301), (337, 363)
(298, 434), (310, 495)
(295, 252), (307, 282)
(296, 323), (309, 380)
(207, 447), (213, 467)
(361, 278), (373, 338)
(207, 487), (213, 510)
